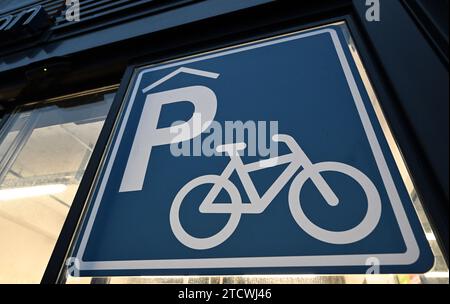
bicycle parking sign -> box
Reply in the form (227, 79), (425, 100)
(72, 24), (433, 276)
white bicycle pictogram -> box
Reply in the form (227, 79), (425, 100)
(169, 134), (382, 250)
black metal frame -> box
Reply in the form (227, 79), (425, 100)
(5, 0), (441, 283)
(38, 65), (134, 284)
(351, 0), (448, 265)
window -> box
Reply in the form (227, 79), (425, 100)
(0, 89), (115, 283)
(64, 23), (448, 284)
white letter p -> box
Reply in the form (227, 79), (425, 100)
(119, 85), (217, 192)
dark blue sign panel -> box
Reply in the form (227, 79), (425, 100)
(71, 24), (433, 276)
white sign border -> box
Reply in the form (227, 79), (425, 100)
(74, 25), (421, 272)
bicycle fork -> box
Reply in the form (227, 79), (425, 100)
(274, 134), (340, 207)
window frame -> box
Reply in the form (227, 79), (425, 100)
(0, 86), (118, 283)
(39, 2), (448, 284)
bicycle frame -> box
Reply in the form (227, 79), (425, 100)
(199, 134), (339, 215)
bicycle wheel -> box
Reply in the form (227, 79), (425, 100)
(169, 175), (242, 250)
(288, 162), (381, 244)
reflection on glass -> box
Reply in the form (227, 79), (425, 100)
(0, 91), (114, 283)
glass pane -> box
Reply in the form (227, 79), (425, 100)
(0, 91), (115, 283)
(65, 22), (448, 284)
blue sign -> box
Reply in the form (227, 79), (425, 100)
(71, 24), (433, 276)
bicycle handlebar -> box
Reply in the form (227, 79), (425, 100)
(272, 134), (300, 154)
(215, 134), (301, 156)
